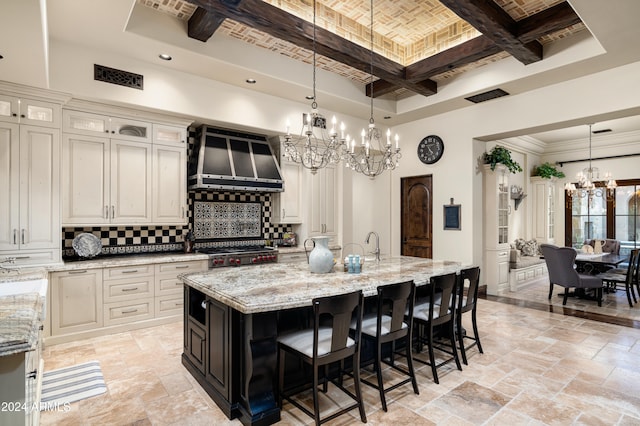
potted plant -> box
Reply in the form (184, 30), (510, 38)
(532, 162), (565, 179)
(483, 145), (523, 174)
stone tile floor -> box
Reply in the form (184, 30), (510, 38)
(41, 293), (640, 425)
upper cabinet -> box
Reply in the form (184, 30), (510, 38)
(307, 165), (339, 243)
(63, 110), (151, 143)
(271, 138), (303, 225)
(61, 109), (188, 226)
(0, 94), (61, 128)
(0, 122), (60, 265)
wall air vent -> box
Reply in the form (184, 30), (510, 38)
(94, 64), (143, 90)
(592, 128), (612, 134)
(465, 88), (509, 104)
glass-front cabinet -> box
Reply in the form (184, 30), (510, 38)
(483, 164), (510, 295)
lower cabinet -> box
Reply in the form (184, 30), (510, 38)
(50, 269), (104, 336)
(48, 258), (207, 343)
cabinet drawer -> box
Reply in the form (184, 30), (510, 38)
(2, 250), (59, 266)
(103, 264), (153, 280)
(104, 298), (154, 326)
(155, 294), (184, 317)
(155, 276), (183, 296)
(103, 276), (154, 303)
(155, 260), (207, 276)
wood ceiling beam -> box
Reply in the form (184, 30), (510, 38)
(516, 2), (582, 43)
(188, 7), (225, 42)
(185, 0), (437, 97)
(439, 0), (542, 65)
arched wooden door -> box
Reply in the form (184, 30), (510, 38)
(401, 175), (433, 258)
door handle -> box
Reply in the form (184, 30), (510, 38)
(13, 229), (17, 245)
(21, 229), (26, 244)
(111, 205), (115, 219)
(104, 205), (109, 219)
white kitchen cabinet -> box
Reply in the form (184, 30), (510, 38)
(152, 144), (187, 224)
(63, 110), (151, 143)
(50, 269), (104, 335)
(61, 134), (152, 225)
(531, 176), (556, 244)
(155, 260), (207, 317)
(153, 123), (187, 146)
(308, 165), (339, 242)
(0, 122), (60, 265)
(0, 94), (61, 128)
(272, 159), (303, 224)
(483, 164), (511, 295)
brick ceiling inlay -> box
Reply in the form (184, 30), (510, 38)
(137, 0), (586, 91)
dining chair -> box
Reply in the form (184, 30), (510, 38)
(456, 267), (483, 365)
(412, 272), (462, 384)
(597, 249), (640, 308)
(540, 244), (604, 306)
(276, 290), (367, 426)
(355, 280), (418, 411)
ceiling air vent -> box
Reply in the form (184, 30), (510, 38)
(94, 64), (143, 90)
(465, 88), (509, 104)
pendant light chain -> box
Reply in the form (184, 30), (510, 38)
(312, 0), (317, 110)
(369, 0), (374, 125)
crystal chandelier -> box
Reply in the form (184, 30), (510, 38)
(564, 124), (617, 203)
(282, 0), (346, 175)
(343, 0), (401, 178)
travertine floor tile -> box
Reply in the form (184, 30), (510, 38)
(40, 298), (640, 425)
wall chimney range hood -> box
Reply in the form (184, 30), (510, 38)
(189, 126), (283, 192)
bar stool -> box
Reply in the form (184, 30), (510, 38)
(276, 290), (367, 426)
(356, 280), (418, 412)
(412, 272), (462, 384)
(456, 267), (483, 365)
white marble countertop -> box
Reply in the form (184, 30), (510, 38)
(180, 256), (464, 314)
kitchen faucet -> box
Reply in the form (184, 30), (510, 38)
(365, 231), (380, 263)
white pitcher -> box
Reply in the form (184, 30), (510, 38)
(308, 236), (334, 273)
(593, 239), (603, 254)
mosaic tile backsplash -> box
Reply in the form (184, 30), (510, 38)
(193, 201), (261, 239)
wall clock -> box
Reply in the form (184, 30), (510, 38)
(417, 135), (444, 164)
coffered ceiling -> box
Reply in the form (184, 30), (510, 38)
(138, 0), (585, 99)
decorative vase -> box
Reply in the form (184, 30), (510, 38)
(308, 236), (334, 273)
(594, 239), (603, 254)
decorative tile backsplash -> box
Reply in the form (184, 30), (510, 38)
(193, 201), (262, 239)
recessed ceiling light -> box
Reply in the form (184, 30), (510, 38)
(158, 53), (172, 61)
(246, 78), (257, 84)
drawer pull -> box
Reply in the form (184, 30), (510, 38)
(121, 270), (139, 274)
(121, 309), (138, 314)
(14, 256), (30, 260)
(27, 370), (37, 380)
(175, 265), (189, 269)
(121, 287), (139, 292)
(175, 302), (183, 307)
(68, 270), (88, 274)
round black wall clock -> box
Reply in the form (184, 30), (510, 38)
(417, 135), (444, 164)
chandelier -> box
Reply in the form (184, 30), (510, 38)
(282, 0), (346, 174)
(564, 124), (617, 204)
(343, 0), (401, 178)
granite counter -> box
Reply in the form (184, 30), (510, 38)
(180, 255), (462, 314)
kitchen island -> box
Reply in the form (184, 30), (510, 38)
(180, 256), (462, 426)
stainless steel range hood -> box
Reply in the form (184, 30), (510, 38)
(188, 126), (283, 192)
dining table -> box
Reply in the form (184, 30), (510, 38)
(575, 252), (629, 274)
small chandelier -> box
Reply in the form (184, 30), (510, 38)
(282, 0), (346, 174)
(343, 0), (401, 178)
(564, 124), (617, 204)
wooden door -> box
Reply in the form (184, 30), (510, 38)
(401, 175), (433, 258)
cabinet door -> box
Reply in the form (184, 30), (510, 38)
(0, 94), (20, 123)
(0, 122), (19, 250)
(63, 110), (110, 136)
(153, 124), (186, 146)
(308, 165), (338, 239)
(152, 144), (186, 224)
(19, 125), (60, 250)
(50, 270), (104, 335)
(62, 134), (110, 225)
(206, 298), (231, 399)
(273, 160), (302, 224)
(19, 98), (60, 128)
(109, 117), (152, 143)
(110, 140), (152, 223)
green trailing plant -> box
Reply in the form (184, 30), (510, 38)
(532, 162), (565, 179)
(483, 145), (523, 174)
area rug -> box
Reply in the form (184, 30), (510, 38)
(40, 360), (107, 408)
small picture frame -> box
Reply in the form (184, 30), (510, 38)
(444, 200), (461, 230)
